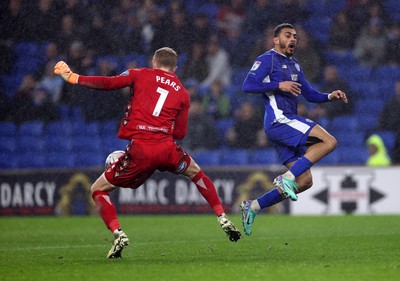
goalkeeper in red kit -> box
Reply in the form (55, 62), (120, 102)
(54, 47), (241, 259)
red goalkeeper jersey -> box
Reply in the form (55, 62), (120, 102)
(78, 68), (190, 141)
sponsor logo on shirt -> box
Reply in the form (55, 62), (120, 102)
(251, 61), (261, 70)
(176, 161), (187, 173)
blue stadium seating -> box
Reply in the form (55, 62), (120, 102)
(0, 136), (17, 153)
(17, 152), (46, 168)
(17, 121), (44, 137)
(376, 131), (397, 153)
(72, 135), (102, 153)
(17, 136), (45, 153)
(47, 152), (75, 168)
(0, 152), (18, 169)
(74, 151), (105, 167)
(45, 135), (73, 152)
(0, 122), (17, 136)
(337, 147), (368, 165)
(220, 149), (249, 166)
(249, 149), (279, 165)
(47, 121), (74, 136)
(192, 150), (221, 166)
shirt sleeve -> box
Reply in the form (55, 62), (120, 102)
(299, 72), (330, 103)
(172, 92), (190, 140)
(77, 69), (135, 90)
(242, 55), (280, 93)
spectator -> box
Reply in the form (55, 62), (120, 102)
(385, 23), (400, 66)
(0, 90), (10, 121)
(247, 25), (275, 66)
(37, 60), (64, 104)
(0, 0), (27, 43)
(309, 65), (353, 121)
(328, 10), (356, 52)
(221, 27), (251, 68)
(192, 13), (212, 45)
(81, 59), (126, 122)
(365, 134), (391, 166)
(276, 0), (309, 24)
(163, 11), (192, 54)
(26, 87), (60, 123)
(120, 13), (143, 55)
(33, 42), (61, 80)
(216, 0), (246, 38)
(25, 0), (59, 42)
(294, 26), (322, 83)
(9, 74), (37, 124)
(353, 18), (387, 68)
(180, 43), (208, 84)
(84, 13), (113, 56)
(202, 80), (232, 120)
(181, 96), (219, 151)
(226, 102), (267, 149)
(242, 0), (277, 36)
(200, 35), (232, 88)
(56, 14), (80, 56)
(377, 80), (400, 164)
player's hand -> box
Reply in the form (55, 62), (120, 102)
(328, 90), (348, 103)
(279, 81), (302, 96)
(54, 61), (79, 84)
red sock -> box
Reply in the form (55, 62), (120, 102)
(192, 170), (224, 216)
(92, 190), (120, 233)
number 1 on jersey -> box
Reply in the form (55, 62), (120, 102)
(153, 87), (169, 117)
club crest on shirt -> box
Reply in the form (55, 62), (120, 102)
(291, 74), (298, 81)
(251, 61), (261, 70)
(295, 63), (300, 72)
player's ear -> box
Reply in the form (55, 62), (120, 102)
(172, 66), (177, 73)
(273, 37), (279, 45)
(152, 59), (157, 69)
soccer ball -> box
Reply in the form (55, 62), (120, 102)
(105, 150), (125, 168)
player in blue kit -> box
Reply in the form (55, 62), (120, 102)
(240, 23), (348, 235)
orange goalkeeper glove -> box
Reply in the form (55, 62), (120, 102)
(54, 61), (79, 84)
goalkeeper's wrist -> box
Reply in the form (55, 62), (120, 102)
(67, 73), (79, 84)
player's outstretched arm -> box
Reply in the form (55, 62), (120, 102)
(54, 61), (79, 84)
(328, 90), (348, 103)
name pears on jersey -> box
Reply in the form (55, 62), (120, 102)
(156, 75), (181, 91)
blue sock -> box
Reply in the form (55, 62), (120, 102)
(289, 156), (313, 178)
(256, 188), (283, 209)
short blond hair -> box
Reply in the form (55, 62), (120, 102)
(153, 47), (178, 71)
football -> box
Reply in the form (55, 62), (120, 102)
(105, 150), (125, 168)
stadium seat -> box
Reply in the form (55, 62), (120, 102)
(17, 121), (44, 137)
(315, 149), (339, 166)
(101, 137), (129, 154)
(376, 131), (397, 152)
(249, 149), (279, 165)
(45, 135), (73, 152)
(220, 149), (249, 166)
(0, 122), (17, 136)
(192, 150), (221, 166)
(47, 121), (74, 136)
(72, 135), (102, 153)
(337, 147), (368, 165)
(0, 151), (18, 169)
(74, 151), (104, 167)
(335, 131), (365, 148)
(17, 152), (46, 168)
(17, 136), (46, 153)
(0, 136), (17, 153)
(47, 152), (75, 168)
(330, 116), (358, 133)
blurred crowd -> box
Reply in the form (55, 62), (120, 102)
(1, 0), (400, 164)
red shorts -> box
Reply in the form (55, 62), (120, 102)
(104, 139), (191, 189)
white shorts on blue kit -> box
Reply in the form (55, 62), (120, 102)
(266, 115), (317, 165)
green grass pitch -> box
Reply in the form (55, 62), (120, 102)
(0, 215), (399, 281)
